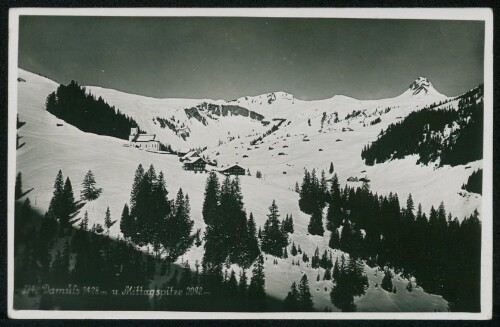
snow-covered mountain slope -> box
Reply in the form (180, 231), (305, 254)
(82, 75), (448, 153)
(15, 68), (456, 311)
(84, 85), (269, 151)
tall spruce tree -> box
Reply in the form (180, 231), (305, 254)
(202, 172), (220, 225)
(261, 200), (288, 257)
(104, 206), (117, 234)
(298, 274), (314, 311)
(47, 170), (65, 222)
(248, 254), (266, 311)
(120, 203), (133, 240)
(162, 189), (194, 261)
(381, 270), (393, 292)
(240, 212), (260, 268)
(284, 281), (300, 311)
(80, 170), (102, 202)
(129, 164), (144, 211)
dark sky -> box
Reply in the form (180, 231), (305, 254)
(18, 16), (484, 100)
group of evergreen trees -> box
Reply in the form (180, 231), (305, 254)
(260, 200), (290, 257)
(202, 172), (260, 269)
(46, 170), (77, 230)
(462, 168), (482, 195)
(284, 274), (314, 311)
(329, 255), (368, 312)
(15, 169), (273, 311)
(200, 173), (298, 310)
(45, 80), (138, 140)
(200, 172), (268, 309)
(14, 180), (150, 310)
(361, 85), (483, 167)
(120, 164), (194, 262)
(299, 168), (328, 215)
(299, 168), (340, 236)
(296, 169), (481, 311)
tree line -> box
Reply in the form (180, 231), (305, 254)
(45, 80), (138, 140)
(361, 85), (483, 167)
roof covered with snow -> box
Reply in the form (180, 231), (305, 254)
(182, 151), (200, 159)
(183, 157), (207, 164)
(135, 134), (156, 142)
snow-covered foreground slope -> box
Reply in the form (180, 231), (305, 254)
(16, 69), (463, 311)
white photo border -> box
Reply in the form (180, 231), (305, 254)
(7, 7), (494, 320)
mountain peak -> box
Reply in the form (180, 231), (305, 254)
(408, 77), (436, 95)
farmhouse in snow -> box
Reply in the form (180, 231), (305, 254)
(183, 157), (207, 172)
(220, 164), (246, 176)
(129, 127), (160, 151)
(179, 150), (201, 162)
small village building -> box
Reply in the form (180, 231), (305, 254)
(183, 157), (207, 172)
(129, 127), (160, 151)
(220, 165), (246, 176)
(179, 150), (201, 162)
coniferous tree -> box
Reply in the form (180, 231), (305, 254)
(291, 242), (298, 256)
(120, 204), (133, 240)
(329, 162), (334, 174)
(261, 200), (288, 257)
(308, 208), (324, 236)
(241, 213), (260, 268)
(311, 247), (320, 268)
(329, 228), (340, 249)
(79, 211), (89, 231)
(202, 172), (220, 225)
(319, 170), (328, 203)
(162, 189), (194, 262)
(284, 281), (300, 311)
(283, 214), (295, 234)
(248, 255), (266, 311)
(381, 270), (393, 292)
(80, 170), (102, 202)
(15, 172), (23, 200)
(298, 274), (314, 311)
(332, 258), (340, 280)
(104, 206), (117, 234)
(63, 177), (76, 212)
(129, 164), (144, 210)
(324, 267), (332, 280)
(239, 269), (248, 297)
(47, 170), (65, 222)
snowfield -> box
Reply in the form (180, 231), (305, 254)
(14, 68), (483, 312)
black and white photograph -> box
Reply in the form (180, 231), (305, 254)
(7, 8), (493, 319)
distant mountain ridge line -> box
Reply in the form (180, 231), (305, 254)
(20, 68), (454, 103)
